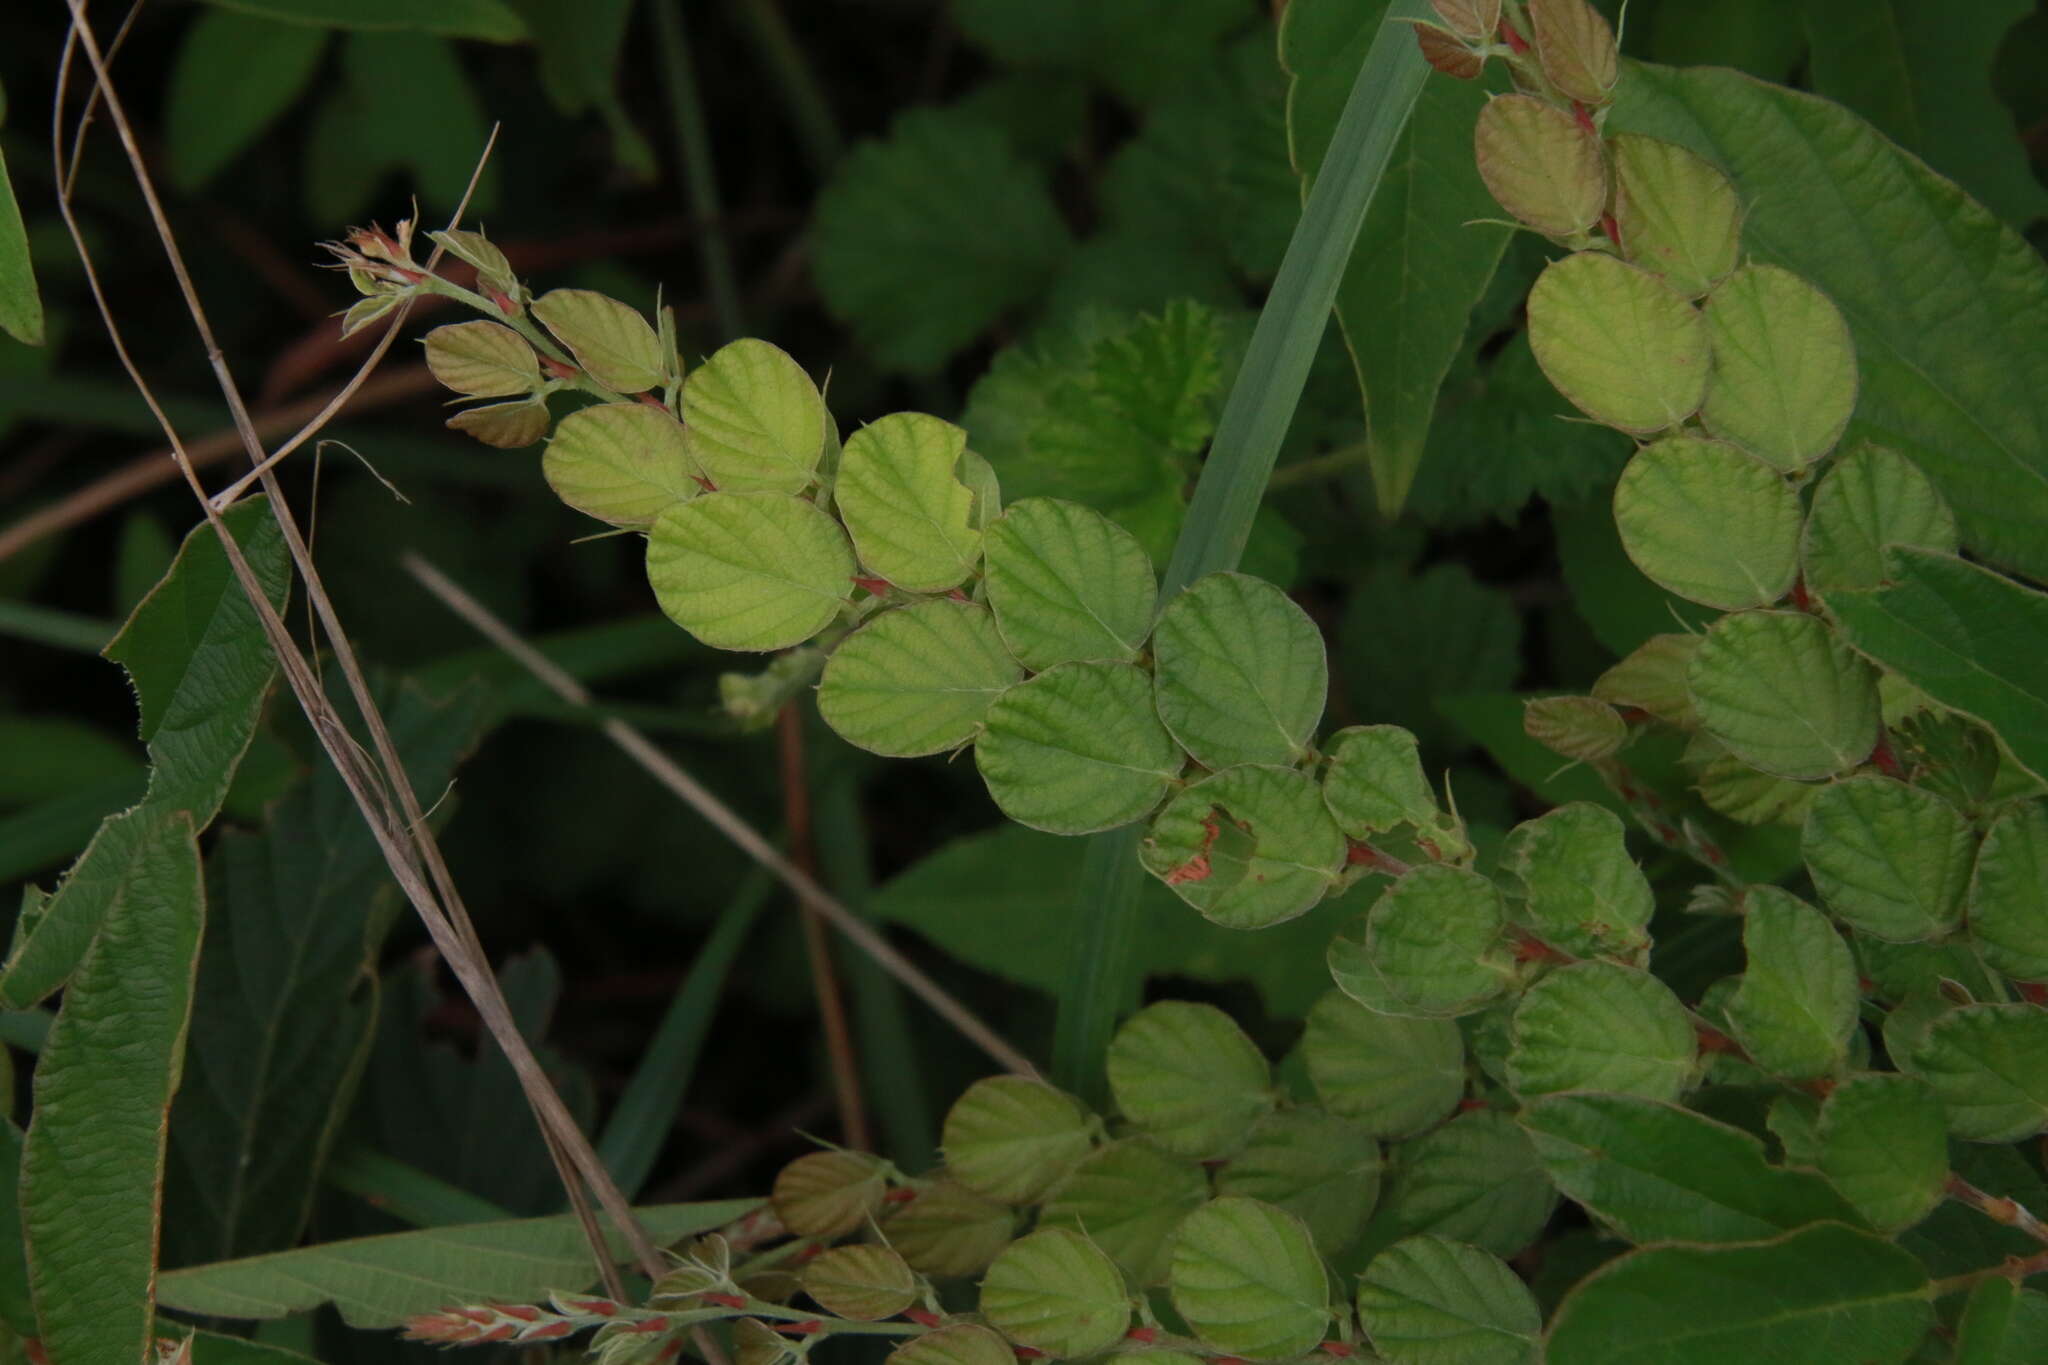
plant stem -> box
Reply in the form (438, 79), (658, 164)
(1050, 0), (1436, 1102)
(736, 0), (843, 174)
(653, 0), (746, 338)
(1266, 440), (1371, 490)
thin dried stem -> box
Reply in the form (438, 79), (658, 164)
(401, 552), (1043, 1081)
(52, 3), (657, 1291)
(777, 704), (871, 1150)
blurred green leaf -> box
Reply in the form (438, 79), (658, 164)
(155, 1198), (759, 1328)
(1340, 564), (1520, 753)
(0, 146), (41, 348)
(1609, 63), (2048, 581)
(202, 0), (526, 41)
(305, 30), (496, 226)
(322, 1145), (513, 1228)
(0, 718), (139, 808)
(1647, 0), (1807, 80)
(0, 501), (289, 1009)
(1956, 1278), (2048, 1364)
(166, 10), (328, 191)
(1825, 549), (2048, 785)
(813, 109), (1071, 373)
(1284, 0), (1510, 515)
(161, 681), (487, 1268)
(0, 1119), (29, 1334)
(1799, 0), (2047, 229)
(952, 0), (1251, 107)
(22, 810), (203, 1365)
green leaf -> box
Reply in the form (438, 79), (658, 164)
(953, 0), (1248, 107)
(0, 146), (39, 347)
(801, 1244), (918, 1321)
(1907, 1003), (2048, 1142)
(165, 10), (327, 191)
(304, 31), (495, 225)
(200, 0), (526, 40)
(1956, 1277), (2048, 1365)
(531, 288), (664, 394)
(1041, 1141), (1211, 1285)
(975, 661), (1182, 834)
(983, 498), (1156, 669)
(1340, 565), (1521, 753)
(1107, 1001), (1274, 1159)
(816, 601), (1020, 758)
(20, 810), (201, 1365)
(1346, 865), (1512, 1018)
(1687, 608), (1881, 780)
(1301, 989), (1466, 1138)
(1320, 725), (1441, 838)
(940, 1076), (1096, 1205)
(1544, 1222), (1932, 1364)
(1217, 1109), (1381, 1256)
(772, 1150), (888, 1239)
(154, 1199), (756, 1327)
(1969, 799), (2048, 981)
(835, 413), (982, 592)
(1169, 1197), (1331, 1359)
(1607, 63), (2048, 581)
(1284, 0), (1511, 513)
(680, 339), (829, 495)
(1366, 1110), (1555, 1260)
(542, 403), (698, 528)
(1817, 1073), (1948, 1233)
(1724, 887), (1860, 1080)
(886, 1325), (1016, 1365)
(162, 682), (484, 1266)
(0, 502), (288, 1009)
(1356, 1236), (1539, 1365)
(1499, 803), (1654, 960)
(1803, 776), (1976, 942)
(645, 492), (853, 652)
(1612, 436), (1800, 609)
(1610, 133), (1741, 299)
(979, 1227), (1131, 1357)
(1507, 962), (1696, 1102)
(1152, 572), (1327, 769)
(422, 319), (539, 399)
(813, 109), (1071, 373)
(1526, 250), (1709, 435)
(1801, 443), (1960, 594)
(1824, 549), (2048, 784)
(1797, 0), (2048, 230)
(1697, 263), (1859, 471)
(1521, 1092), (1862, 1244)
(1143, 766), (1346, 928)
(880, 1180), (1015, 1279)
(1472, 92), (1606, 239)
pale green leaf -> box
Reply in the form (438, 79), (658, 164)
(1169, 1198), (1331, 1359)
(1320, 725), (1440, 838)
(1217, 1108), (1380, 1257)
(1507, 962), (1696, 1102)
(645, 492), (853, 652)
(941, 1076), (1096, 1206)
(983, 498), (1156, 669)
(680, 338), (828, 495)
(772, 1151), (887, 1240)
(1527, 250), (1708, 435)
(1301, 989), (1465, 1139)
(802, 1244), (917, 1321)
(1725, 886), (1860, 1079)
(1336, 866), (1511, 1018)
(816, 601), (1021, 758)
(1356, 1236), (1539, 1365)
(886, 1325), (1015, 1365)
(1801, 442), (1959, 594)
(532, 288), (665, 394)
(979, 1227), (1131, 1357)
(975, 661), (1182, 835)
(421, 320), (539, 399)
(836, 413), (982, 592)
(1697, 263), (1858, 471)
(1153, 573), (1327, 769)
(1499, 803), (1654, 961)
(1686, 608), (1881, 780)
(1610, 133), (1741, 298)
(1613, 436), (1800, 609)
(880, 1181), (1014, 1280)
(542, 403), (697, 528)
(1804, 776), (1976, 942)
(1107, 1001), (1273, 1159)
(1141, 766), (1346, 928)
(156, 1200), (757, 1327)
(1040, 1141), (1210, 1286)
(1472, 92), (1606, 239)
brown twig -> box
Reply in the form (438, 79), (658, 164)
(52, 6), (660, 1298)
(401, 551), (1042, 1081)
(1948, 1173), (2048, 1246)
(778, 703), (871, 1151)
(0, 365), (438, 569)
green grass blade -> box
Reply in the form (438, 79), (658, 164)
(323, 1145), (514, 1228)
(597, 867), (771, 1198)
(0, 600), (115, 654)
(1051, 1), (1435, 1103)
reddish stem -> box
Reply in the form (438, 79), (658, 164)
(1499, 18), (1530, 52)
